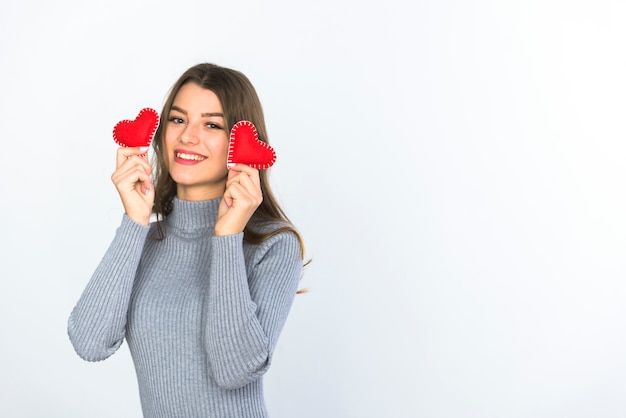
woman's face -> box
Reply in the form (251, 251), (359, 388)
(164, 82), (230, 201)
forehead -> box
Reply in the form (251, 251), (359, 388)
(172, 83), (223, 112)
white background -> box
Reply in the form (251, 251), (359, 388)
(1, 0), (625, 417)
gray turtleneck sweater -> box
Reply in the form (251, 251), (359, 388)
(68, 197), (302, 417)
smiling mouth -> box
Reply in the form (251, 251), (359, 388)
(175, 151), (207, 161)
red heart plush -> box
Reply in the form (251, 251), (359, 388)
(113, 108), (160, 148)
(227, 120), (276, 169)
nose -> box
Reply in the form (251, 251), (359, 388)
(181, 121), (200, 145)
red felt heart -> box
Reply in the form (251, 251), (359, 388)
(113, 108), (160, 148)
(227, 121), (276, 169)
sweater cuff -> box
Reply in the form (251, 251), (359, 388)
(119, 214), (151, 237)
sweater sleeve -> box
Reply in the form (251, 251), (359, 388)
(204, 230), (302, 390)
(67, 215), (151, 362)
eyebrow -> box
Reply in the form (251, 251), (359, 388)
(170, 105), (224, 118)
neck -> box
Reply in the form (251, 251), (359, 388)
(176, 183), (225, 201)
(166, 197), (222, 232)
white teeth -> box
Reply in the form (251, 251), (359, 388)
(176, 152), (206, 161)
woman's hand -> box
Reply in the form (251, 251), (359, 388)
(215, 164), (262, 236)
(111, 147), (154, 226)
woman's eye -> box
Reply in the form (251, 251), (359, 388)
(206, 123), (222, 129)
(168, 116), (185, 124)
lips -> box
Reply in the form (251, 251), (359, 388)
(174, 149), (207, 164)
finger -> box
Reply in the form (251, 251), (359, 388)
(116, 154), (153, 177)
(227, 165), (260, 188)
(115, 146), (150, 169)
(222, 188), (234, 208)
(112, 161), (152, 190)
(226, 166), (243, 182)
(140, 179), (152, 196)
(231, 163), (259, 175)
(225, 182), (262, 209)
(227, 171), (259, 197)
(225, 176), (258, 205)
(229, 163), (259, 179)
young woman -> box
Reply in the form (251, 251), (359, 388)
(68, 63), (305, 417)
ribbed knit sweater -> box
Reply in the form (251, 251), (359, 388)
(68, 197), (302, 417)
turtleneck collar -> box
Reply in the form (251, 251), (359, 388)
(165, 197), (221, 232)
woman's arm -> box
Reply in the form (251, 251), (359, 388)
(204, 230), (302, 390)
(67, 216), (150, 361)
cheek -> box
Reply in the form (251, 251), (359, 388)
(209, 136), (230, 159)
(217, 143), (229, 159)
(163, 127), (176, 150)
(213, 142), (230, 177)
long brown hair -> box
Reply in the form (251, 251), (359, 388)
(151, 63), (305, 258)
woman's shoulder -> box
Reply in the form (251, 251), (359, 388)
(245, 217), (302, 253)
(248, 217), (292, 234)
